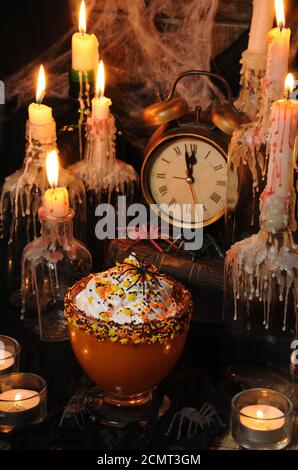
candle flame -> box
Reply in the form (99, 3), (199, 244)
(285, 73), (295, 94)
(14, 393), (22, 401)
(96, 60), (105, 97)
(256, 409), (264, 419)
(79, 0), (86, 34)
(36, 65), (46, 104)
(275, 0), (285, 29)
(46, 150), (59, 188)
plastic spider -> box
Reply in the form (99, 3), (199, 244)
(116, 253), (164, 295)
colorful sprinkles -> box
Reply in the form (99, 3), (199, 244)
(64, 257), (192, 345)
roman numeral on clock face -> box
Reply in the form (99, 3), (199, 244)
(156, 173), (166, 179)
(190, 144), (198, 153)
(210, 192), (221, 204)
(169, 198), (177, 206)
(159, 185), (168, 196)
(214, 164), (223, 171)
(216, 180), (226, 187)
(174, 146), (181, 156)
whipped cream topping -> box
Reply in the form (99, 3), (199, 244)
(75, 255), (178, 324)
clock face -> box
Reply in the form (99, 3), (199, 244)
(142, 134), (227, 228)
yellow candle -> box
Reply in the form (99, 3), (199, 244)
(0, 389), (39, 412)
(248, 0), (275, 55)
(72, 0), (99, 73)
(28, 65), (52, 126)
(92, 61), (111, 121)
(240, 405), (285, 431)
(43, 150), (70, 218)
(265, 0), (291, 98)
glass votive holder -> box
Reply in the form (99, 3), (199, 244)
(0, 336), (21, 376)
(0, 373), (47, 433)
(231, 388), (294, 450)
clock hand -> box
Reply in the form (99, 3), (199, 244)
(187, 150), (198, 179)
(184, 148), (192, 178)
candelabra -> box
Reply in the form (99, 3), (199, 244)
(226, 23), (290, 245)
(224, 93), (298, 388)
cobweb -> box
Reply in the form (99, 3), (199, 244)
(6, 0), (221, 148)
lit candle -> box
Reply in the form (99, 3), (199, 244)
(265, 0), (291, 99)
(72, 0), (99, 73)
(240, 405), (285, 431)
(28, 65), (53, 126)
(248, 0), (275, 55)
(0, 349), (14, 373)
(0, 389), (40, 413)
(266, 74), (298, 198)
(43, 150), (70, 218)
(92, 61), (112, 121)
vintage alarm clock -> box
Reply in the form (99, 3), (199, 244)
(142, 70), (248, 230)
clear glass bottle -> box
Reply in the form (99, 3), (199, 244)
(57, 69), (94, 167)
(0, 120), (86, 303)
(68, 111), (139, 270)
(21, 208), (92, 342)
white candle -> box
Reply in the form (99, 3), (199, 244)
(265, 1), (291, 99)
(248, 0), (275, 55)
(72, 0), (99, 73)
(92, 61), (111, 121)
(266, 74), (298, 197)
(28, 65), (52, 126)
(43, 150), (70, 218)
(240, 405), (285, 431)
(0, 389), (40, 412)
(0, 350), (14, 372)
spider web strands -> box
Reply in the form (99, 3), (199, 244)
(6, 0), (222, 149)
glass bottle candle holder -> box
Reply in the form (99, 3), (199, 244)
(21, 208), (92, 342)
(68, 112), (139, 270)
(231, 388), (294, 450)
(0, 120), (87, 305)
(57, 68), (94, 167)
(0, 373), (47, 433)
(0, 336), (21, 376)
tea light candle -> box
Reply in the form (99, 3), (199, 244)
(0, 373), (47, 432)
(231, 388), (293, 450)
(0, 389), (40, 412)
(240, 405), (285, 431)
(0, 350), (14, 373)
(72, 0), (99, 73)
(92, 61), (111, 121)
(28, 65), (53, 126)
(43, 150), (70, 218)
